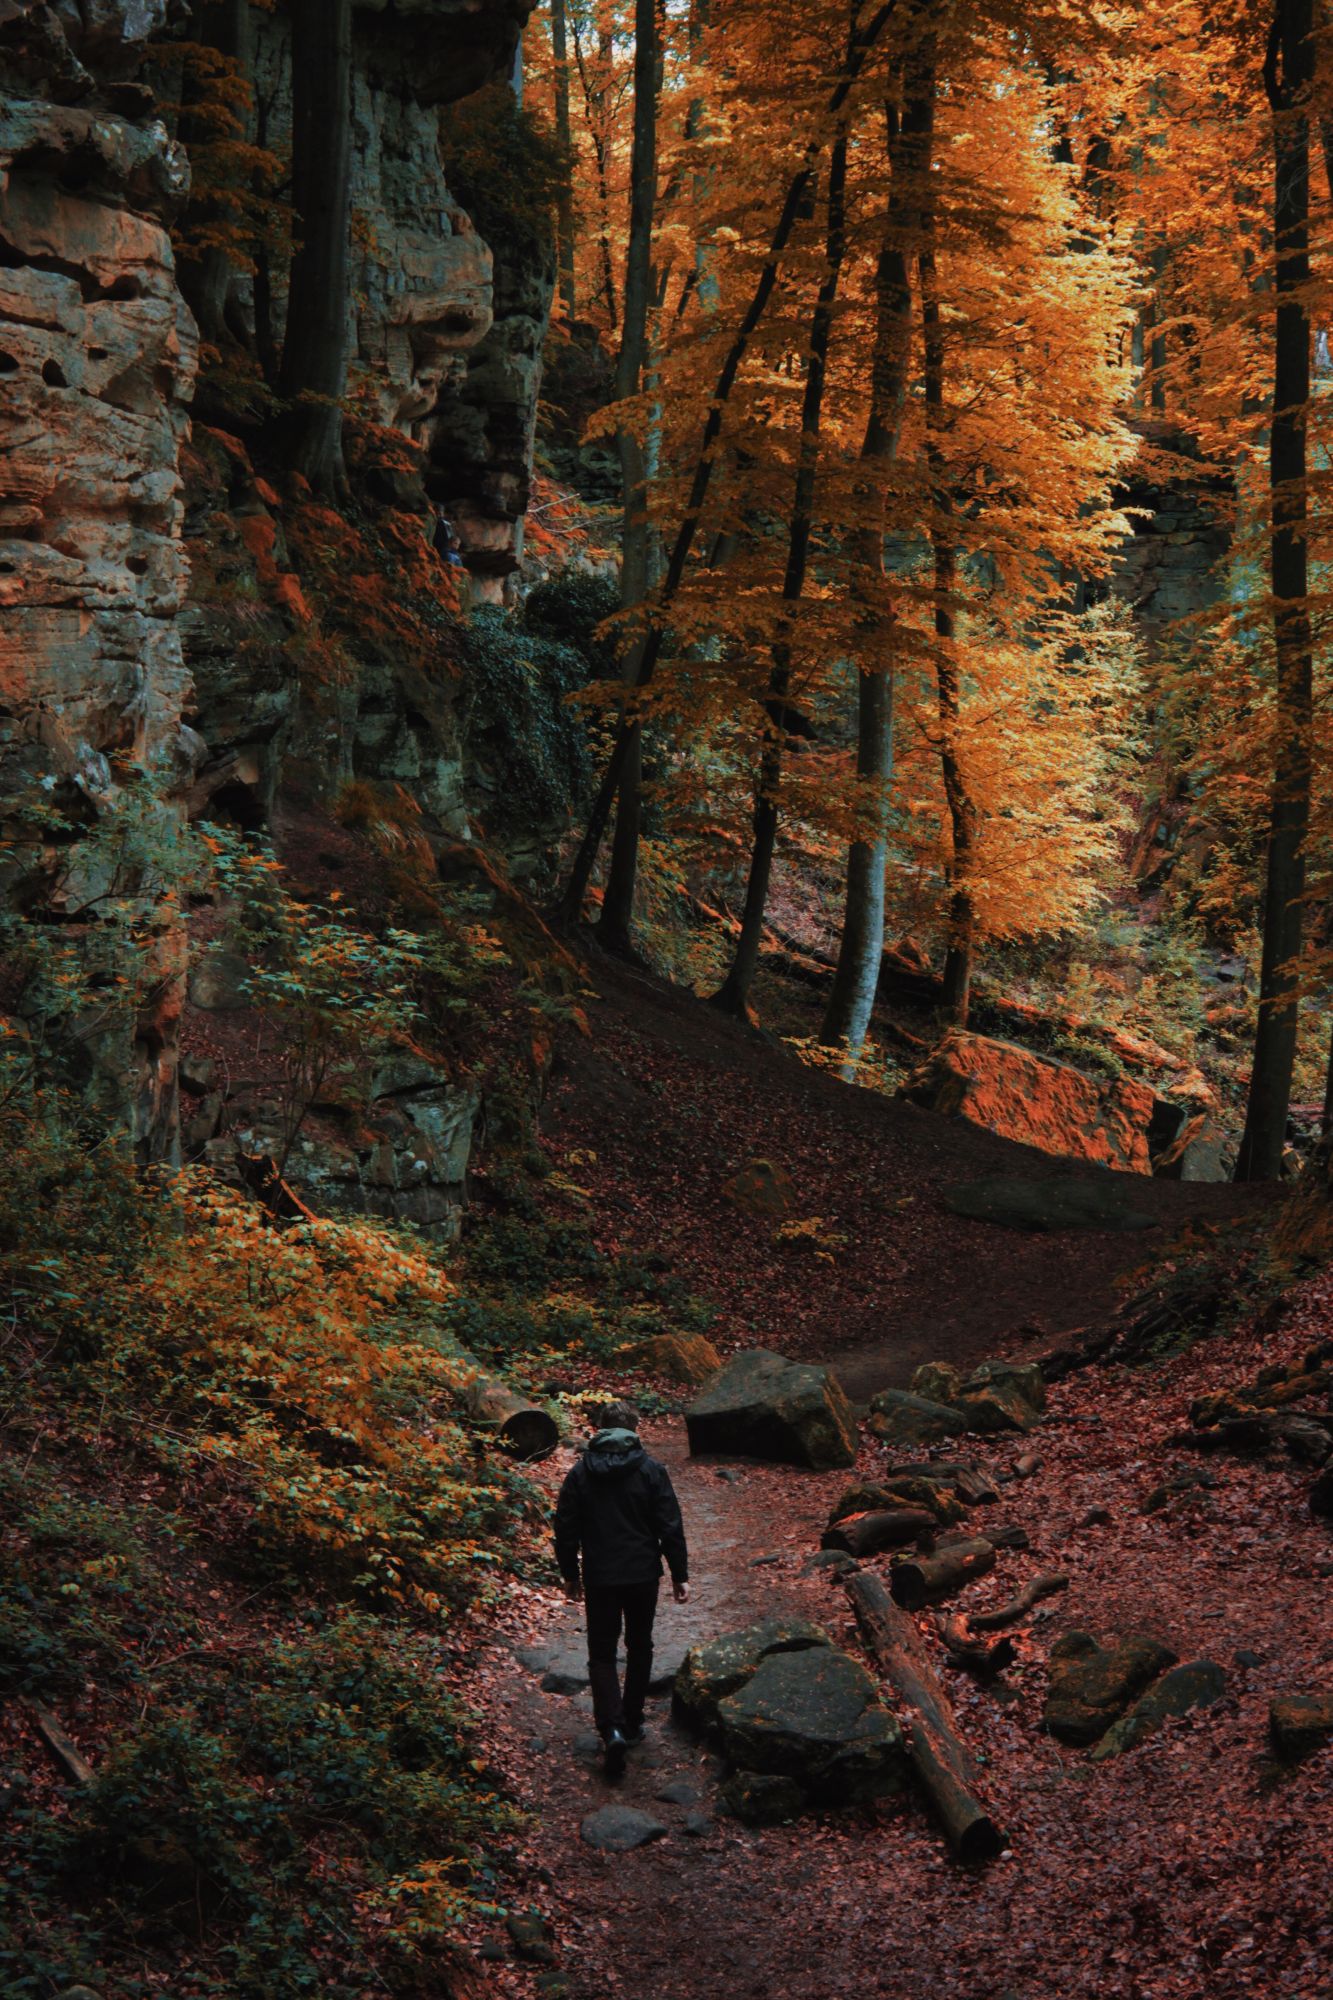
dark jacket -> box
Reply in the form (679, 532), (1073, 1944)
(553, 1428), (689, 1590)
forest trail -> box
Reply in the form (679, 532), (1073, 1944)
(542, 960), (1274, 1396)
(484, 1329), (1333, 2000)
(465, 967), (1327, 2000)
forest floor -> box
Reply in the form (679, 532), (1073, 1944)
(457, 958), (1332, 2000)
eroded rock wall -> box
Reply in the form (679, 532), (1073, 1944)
(239, 0), (543, 596)
(0, 1), (199, 1159)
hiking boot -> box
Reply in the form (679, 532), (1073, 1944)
(621, 1721), (647, 1746)
(603, 1729), (628, 1777)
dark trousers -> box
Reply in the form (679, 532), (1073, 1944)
(584, 1579), (659, 1737)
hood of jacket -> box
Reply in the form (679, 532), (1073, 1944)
(584, 1427), (647, 1478)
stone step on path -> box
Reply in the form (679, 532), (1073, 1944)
(516, 1636), (690, 1698)
(581, 1804), (670, 1852)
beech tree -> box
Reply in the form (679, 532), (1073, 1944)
(821, 20), (936, 1062)
(1236, 0), (1316, 1181)
(596, 0), (659, 957)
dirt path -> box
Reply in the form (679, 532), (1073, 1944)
(467, 966), (1328, 1999)
(482, 1302), (1333, 2000)
(540, 960), (1275, 1401)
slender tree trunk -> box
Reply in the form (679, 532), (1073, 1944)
(1322, 1010), (1333, 1138)
(821, 30), (936, 1065)
(252, 66), (281, 389)
(712, 112), (852, 1019)
(551, 0), (577, 320)
(571, 12), (618, 328)
(920, 224), (975, 1027)
(597, 0), (659, 957)
(278, 0), (352, 500)
(178, 0), (253, 346)
(1237, 0), (1314, 1181)
(555, 0), (896, 928)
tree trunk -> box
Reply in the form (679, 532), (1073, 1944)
(920, 227), (976, 1026)
(178, 0), (253, 346)
(820, 1507), (936, 1558)
(822, 22), (937, 1067)
(846, 1570), (1005, 1862)
(555, 1), (897, 928)
(596, 0), (659, 957)
(551, 0), (577, 321)
(278, 0), (352, 500)
(889, 1536), (995, 1609)
(712, 103), (852, 1018)
(457, 1362), (560, 1459)
(1237, 0), (1315, 1181)
(571, 12), (618, 327)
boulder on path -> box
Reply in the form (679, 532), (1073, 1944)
(674, 1618), (829, 1729)
(626, 1332), (721, 1385)
(946, 1173), (1156, 1234)
(900, 1030), (1159, 1173)
(580, 1805), (669, 1852)
(1044, 1631), (1178, 1745)
(685, 1350), (857, 1469)
(1268, 1694), (1333, 1763)
(1089, 1660), (1227, 1762)
(866, 1388), (968, 1449)
(716, 1646), (907, 1808)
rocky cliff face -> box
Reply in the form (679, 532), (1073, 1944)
(241, 0), (546, 600)
(0, 0), (199, 1160)
(1, 0), (546, 1175)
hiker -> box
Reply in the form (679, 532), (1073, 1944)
(554, 1399), (689, 1777)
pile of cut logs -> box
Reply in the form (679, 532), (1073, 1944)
(825, 1456), (1069, 1865)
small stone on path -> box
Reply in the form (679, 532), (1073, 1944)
(682, 1810), (712, 1837)
(655, 1779), (701, 1806)
(581, 1804), (669, 1852)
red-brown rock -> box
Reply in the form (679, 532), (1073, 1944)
(900, 1031), (1159, 1174)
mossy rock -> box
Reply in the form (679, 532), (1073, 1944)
(673, 1618), (830, 1729)
(721, 1771), (807, 1825)
(952, 1379), (1039, 1435)
(965, 1358), (1047, 1414)
(1089, 1660), (1227, 1762)
(717, 1647), (907, 1808)
(1269, 1694), (1333, 1762)
(1044, 1632), (1178, 1745)
(910, 1361), (963, 1407)
(628, 1332), (721, 1386)
(866, 1389), (967, 1449)
(685, 1350), (857, 1470)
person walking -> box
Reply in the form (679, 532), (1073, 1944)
(554, 1400), (689, 1777)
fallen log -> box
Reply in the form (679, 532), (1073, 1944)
(457, 1362), (559, 1459)
(820, 1508), (936, 1559)
(27, 1703), (93, 1785)
(935, 1613), (1017, 1677)
(846, 1570), (1005, 1863)
(891, 1538), (995, 1610)
(967, 1571), (1070, 1632)
(1171, 1410), (1333, 1467)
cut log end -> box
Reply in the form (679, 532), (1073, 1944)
(890, 1537), (996, 1610)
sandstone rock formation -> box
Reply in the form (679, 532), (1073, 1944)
(1, 0), (199, 1159)
(899, 1029), (1213, 1177)
(237, 0), (545, 599)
